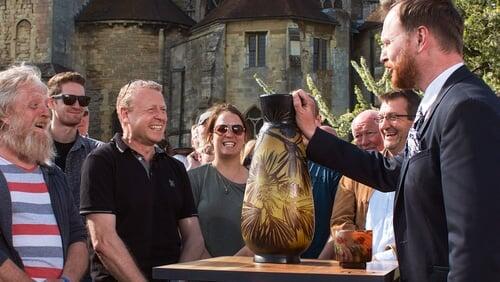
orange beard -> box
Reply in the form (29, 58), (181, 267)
(391, 48), (418, 90)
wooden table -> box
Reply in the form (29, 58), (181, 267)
(153, 256), (399, 282)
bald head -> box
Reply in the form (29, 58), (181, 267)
(352, 110), (379, 131)
(351, 110), (384, 151)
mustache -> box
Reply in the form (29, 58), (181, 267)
(0, 117), (54, 165)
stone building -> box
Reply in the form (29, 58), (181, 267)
(0, 0), (383, 147)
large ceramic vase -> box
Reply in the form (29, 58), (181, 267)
(241, 93), (314, 264)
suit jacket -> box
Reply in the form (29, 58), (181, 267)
(307, 66), (500, 282)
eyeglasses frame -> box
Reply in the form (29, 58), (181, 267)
(375, 113), (415, 123)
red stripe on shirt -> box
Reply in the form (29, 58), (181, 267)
(12, 224), (60, 235)
(8, 182), (48, 193)
(24, 266), (63, 279)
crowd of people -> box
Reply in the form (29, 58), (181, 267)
(0, 1), (498, 282)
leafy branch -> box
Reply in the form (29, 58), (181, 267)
(254, 73), (276, 94)
(306, 74), (336, 127)
(351, 57), (392, 96)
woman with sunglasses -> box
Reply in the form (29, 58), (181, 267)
(188, 103), (253, 257)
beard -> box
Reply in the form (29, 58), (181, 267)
(391, 48), (418, 89)
(0, 114), (55, 165)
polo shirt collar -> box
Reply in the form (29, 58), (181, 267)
(112, 133), (166, 156)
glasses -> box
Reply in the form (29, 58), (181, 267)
(375, 113), (415, 123)
(52, 94), (91, 107)
(213, 124), (246, 136)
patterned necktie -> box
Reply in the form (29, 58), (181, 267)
(406, 107), (424, 158)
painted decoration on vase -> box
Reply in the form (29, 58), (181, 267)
(241, 94), (314, 264)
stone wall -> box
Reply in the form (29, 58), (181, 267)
(168, 18), (346, 147)
(51, 0), (85, 68)
(225, 19), (338, 115)
(74, 23), (184, 140)
(169, 23), (226, 147)
(327, 9), (352, 115)
(0, 0), (52, 67)
(300, 21), (336, 111)
(352, 26), (383, 105)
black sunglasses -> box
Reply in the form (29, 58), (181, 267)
(213, 124), (246, 136)
(52, 94), (91, 107)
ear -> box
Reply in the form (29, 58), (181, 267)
(119, 107), (130, 124)
(415, 26), (430, 53)
(47, 97), (56, 110)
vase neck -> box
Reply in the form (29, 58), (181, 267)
(260, 94), (296, 124)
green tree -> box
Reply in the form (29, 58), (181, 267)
(331, 86), (374, 139)
(456, 0), (499, 93)
(351, 57), (392, 96)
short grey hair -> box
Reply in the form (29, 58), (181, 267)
(116, 80), (162, 120)
(0, 64), (47, 124)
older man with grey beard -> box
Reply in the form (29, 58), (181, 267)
(0, 64), (87, 282)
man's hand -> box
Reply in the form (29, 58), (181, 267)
(0, 259), (32, 282)
(292, 89), (318, 139)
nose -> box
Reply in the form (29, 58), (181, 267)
(153, 109), (167, 120)
(360, 135), (370, 149)
(41, 99), (50, 118)
(224, 127), (236, 137)
(380, 47), (388, 64)
(379, 117), (391, 131)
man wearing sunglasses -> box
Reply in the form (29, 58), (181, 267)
(47, 72), (102, 213)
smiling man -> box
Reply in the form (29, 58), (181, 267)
(80, 80), (204, 281)
(293, 0), (500, 281)
(364, 90), (420, 262)
(48, 72), (102, 211)
(377, 90), (420, 156)
(0, 65), (88, 282)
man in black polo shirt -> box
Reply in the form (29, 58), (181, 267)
(80, 80), (205, 281)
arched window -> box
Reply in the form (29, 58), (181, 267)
(244, 106), (263, 139)
(320, 0), (332, 9)
(333, 0), (343, 9)
(15, 20), (32, 61)
(206, 0), (221, 12)
(185, 0), (196, 19)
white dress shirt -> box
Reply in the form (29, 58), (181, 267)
(365, 190), (397, 261)
(420, 62), (464, 118)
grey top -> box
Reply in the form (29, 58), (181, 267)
(188, 164), (246, 257)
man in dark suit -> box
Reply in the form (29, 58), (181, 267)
(293, 1), (500, 281)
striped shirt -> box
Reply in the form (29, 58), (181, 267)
(0, 156), (64, 281)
